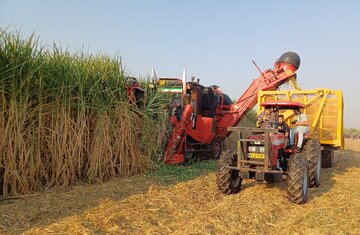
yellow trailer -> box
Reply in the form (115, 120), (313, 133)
(257, 89), (344, 167)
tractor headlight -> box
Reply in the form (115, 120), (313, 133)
(248, 146), (257, 152)
(259, 147), (265, 153)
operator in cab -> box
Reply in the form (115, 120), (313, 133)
(210, 85), (233, 106)
(277, 114), (290, 146)
(290, 107), (309, 152)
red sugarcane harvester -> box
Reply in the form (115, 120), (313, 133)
(159, 52), (301, 164)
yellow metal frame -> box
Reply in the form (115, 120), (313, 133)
(257, 89), (344, 149)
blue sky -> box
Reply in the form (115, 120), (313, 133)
(1, 0), (360, 128)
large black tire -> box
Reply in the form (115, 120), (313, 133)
(303, 139), (321, 188)
(287, 154), (309, 204)
(216, 150), (242, 194)
(211, 137), (223, 159)
(321, 150), (334, 168)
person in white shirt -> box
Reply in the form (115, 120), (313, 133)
(290, 107), (309, 152)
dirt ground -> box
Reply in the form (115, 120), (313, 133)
(1, 140), (360, 234)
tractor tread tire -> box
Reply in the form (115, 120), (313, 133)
(216, 150), (241, 195)
(287, 154), (309, 204)
(303, 139), (321, 188)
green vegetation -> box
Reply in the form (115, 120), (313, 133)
(225, 109), (257, 151)
(0, 28), (169, 197)
(146, 160), (217, 185)
(239, 109), (257, 126)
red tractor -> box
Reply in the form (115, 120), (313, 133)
(216, 101), (322, 204)
(163, 52), (302, 164)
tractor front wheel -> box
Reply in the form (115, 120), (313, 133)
(287, 154), (309, 204)
(216, 150), (242, 194)
(303, 139), (321, 188)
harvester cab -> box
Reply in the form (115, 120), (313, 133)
(217, 100), (322, 204)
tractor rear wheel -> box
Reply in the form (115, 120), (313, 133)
(303, 139), (321, 188)
(216, 150), (241, 194)
(287, 154), (309, 204)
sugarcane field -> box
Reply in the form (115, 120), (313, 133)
(1, 1), (360, 234)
